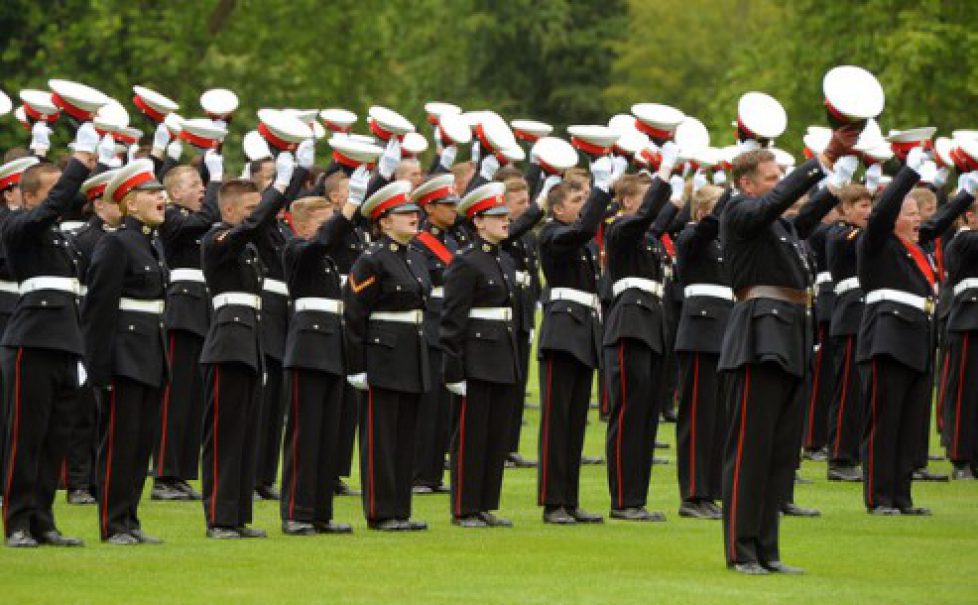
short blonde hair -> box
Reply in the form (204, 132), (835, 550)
(290, 196), (332, 224)
(692, 185), (723, 221)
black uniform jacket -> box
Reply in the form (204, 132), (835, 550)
(937, 197), (978, 333)
(826, 220), (864, 337)
(440, 236), (520, 385)
(412, 220), (461, 349)
(501, 202), (544, 335)
(809, 221), (836, 324)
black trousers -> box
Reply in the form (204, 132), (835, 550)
(1, 347), (77, 536)
(677, 351), (724, 503)
(413, 346), (451, 488)
(336, 382), (358, 479)
(154, 330), (205, 481)
(360, 386), (419, 522)
(722, 362), (803, 566)
(937, 344), (953, 449)
(537, 351), (593, 509)
(201, 362), (261, 528)
(450, 380), (515, 517)
(604, 340), (660, 510)
(65, 385), (97, 491)
(255, 355), (285, 489)
(945, 331), (978, 467)
(827, 335), (863, 465)
(506, 330), (532, 454)
(97, 378), (162, 539)
(803, 323), (833, 452)
(280, 368), (343, 523)
(860, 356), (930, 510)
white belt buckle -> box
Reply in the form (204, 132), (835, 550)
(262, 278), (289, 297)
(119, 298), (165, 314)
(293, 297), (343, 314)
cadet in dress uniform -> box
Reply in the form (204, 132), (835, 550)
(152, 155), (221, 501)
(602, 143), (680, 522)
(344, 180), (432, 532)
(198, 153), (295, 539)
(675, 184), (732, 519)
(82, 160), (169, 545)
(278, 170), (366, 536)
(718, 128), (858, 574)
(1, 124), (98, 547)
(441, 182), (521, 528)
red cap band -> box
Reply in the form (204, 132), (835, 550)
(571, 137), (609, 157)
(179, 128), (219, 149)
(824, 99), (851, 123)
(258, 123), (296, 152)
(113, 131), (139, 145)
(474, 124), (493, 152)
(426, 114), (440, 125)
(515, 130), (541, 143)
(133, 95), (166, 122)
(890, 138), (932, 160)
(466, 194), (505, 219)
(112, 171), (154, 203)
(323, 120), (352, 134)
(23, 103), (59, 123)
(736, 117), (757, 141)
(634, 119), (673, 140)
(332, 151), (375, 170)
(0, 172), (24, 190)
(950, 147), (978, 171)
(417, 186), (454, 206)
(369, 119), (397, 142)
(538, 159), (562, 175)
(85, 182), (108, 201)
(437, 125), (456, 146)
(370, 193), (410, 220)
(51, 93), (95, 121)
(639, 147), (661, 169)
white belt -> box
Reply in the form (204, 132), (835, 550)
(0, 280), (19, 295)
(953, 278), (978, 297)
(514, 270), (532, 288)
(430, 286), (444, 299)
(262, 278), (289, 296)
(370, 310), (424, 325)
(19, 276), (80, 296)
(79, 285), (88, 297)
(59, 220), (86, 233)
(549, 287), (599, 310)
(469, 307), (512, 321)
(835, 277), (861, 295)
(213, 292), (261, 310)
(294, 297), (343, 314)
(815, 271), (832, 286)
(170, 268), (205, 283)
(865, 289), (933, 313)
(612, 277), (663, 299)
(684, 284), (734, 301)
(119, 298), (165, 314)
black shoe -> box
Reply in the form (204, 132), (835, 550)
(868, 506), (901, 516)
(653, 441), (670, 450)
(610, 507), (665, 522)
(479, 512), (513, 527)
(803, 448), (828, 462)
(235, 526), (267, 538)
(780, 502), (820, 517)
(762, 560), (805, 574)
(679, 500), (718, 520)
(569, 507), (604, 523)
(130, 529), (163, 545)
(652, 456), (670, 466)
(314, 521), (353, 534)
(452, 514), (489, 528)
(334, 480), (361, 496)
(5, 530), (38, 548)
(411, 484), (434, 494)
(66, 488), (96, 505)
(793, 473), (814, 485)
(731, 562), (769, 575)
(151, 482), (190, 501)
(703, 501), (723, 516)
(952, 466), (976, 480)
(37, 530), (84, 547)
(913, 468), (949, 482)
(176, 480), (202, 500)
(543, 507), (577, 525)
(580, 455), (605, 466)
(430, 484), (450, 494)
(402, 519), (428, 531)
(282, 521), (317, 536)
(368, 519), (408, 532)
(206, 526), (241, 539)
(105, 532), (139, 545)
(506, 453), (537, 468)
(899, 507), (932, 516)
(255, 485), (281, 500)
(827, 465), (862, 482)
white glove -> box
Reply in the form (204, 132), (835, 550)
(97, 134), (116, 165)
(204, 149), (224, 182)
(658, 141), (680, 175)
(480, 155), (500, 181)
(240, 164), (252, 179)
(212, 119), (228, 131)
(906, 146), (928, 174)
(692, 169), (708, 194)
(933, 166), (949, 189)
(69, 122), (100, 154)
(736, 139), (761, 153)
(296, 139), (315, 170)
(166, 139), (183, 161)
(30, 121), (52, 154)
(432, 124), (444, 153)
(712, 169), (727, 185)
(273, 151), (296, 189)
(348, 165), (370, 206)
(152, 123), (171, 154)
(828, 155), (858, 189)
(591, 156), (614, 193)
(669, 175), (685, 203)
(610, 155), (629, 184)
(446, 381), (467, 397)
(439, 145), (458, 171)
(378, 137), (402, 180)
(959, 171), (978, 197)
(864, 163), (883, 194)
(127, 144), (139, 165)
(917, 161), (939, 186)
(536, 174), (562, 205)
(470, 140), (481, 164)
(346, 372), (368, 391)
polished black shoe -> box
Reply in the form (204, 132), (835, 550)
(611, 507), (665, 522)
(411, 484), (434, 494)
(402, 519), (428, 531)
(703, 500), (723, 517)
(314, 521), (353, 534)
(282, 521), (317, 536)
(652, 456), (670, 466)
(679, 500), (719, 520)
(368, 519), (408, 531)
(653, 441), (670, 450)
(452, 514), (489, 528)
(580, 455), (605, 466)
(206, 526), (242, 539)
(762, 560), (805, 574)
(67, 488), (96, 505)
(235, 525), (267, 538)
(731, 562), (769, 575)
(431, 484), (450, 494)
(105, 532), (139, 546)
(868, 506), (901, 516)
(913, 468), (949, 482)
(176, 480), (202, 500)
(952, 466), (976, 480)
(6, 530), (38, 548)
(255, 485), (281, 500)
(899, 507), (932, 516)
(38, 530), (84, 547)
(827, 465), (862, 482)
(151, 482), (190, 501)
(803, 448), (828, 462)
(543, 507), (577, 525)
(506, 453), (537, 468)
(479, 512), (513, 527)
(793, 473), (814, 485)
(780, 502), (820, 517)
(569, 507), (604, 523)
(130, 530), (163, 545)
(334, 480), (361, 496)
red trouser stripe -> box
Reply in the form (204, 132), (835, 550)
(868, 361), (878, 508)
(209, 367), (220, 525)
(101, 381), (118, 536)
(615, 342), (627, 508)
(367, 387), (376, 518)
(539, 358), (553, 505)
(157, 331), (176, 475)
(952, 334), (970, 459)
(455, 396), (468, 516)
(3, 348), (23, 531)
(728, 366), (750, 562)
(833, 337), (853, 459)
(805, 326), (824, 448)
(688, 353), (700, 499)
(288, 370), (300, 520)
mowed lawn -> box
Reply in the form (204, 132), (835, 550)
(1, 365), (976, 604)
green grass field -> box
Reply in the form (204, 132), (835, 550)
(2, 375), (976, 604)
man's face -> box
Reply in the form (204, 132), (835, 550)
(895, 197), (921, 242)
(170, 171), (204, 212)
(397, 161), (423, 189)
(739, 160), (781, 198)
(252, 161), (275, 192)
(620, 184), (650, 216)
(844, 198), (872, 229)
(382, 210), (420, 243)
(22, 171), (60, 210)
(129, 189), (167, 227)
(553, 190), (586, 223)
(505, 188), (529, 220)
(453, 165), (474, 196)
(475, 213), (510, 243)
(222, 192), (261, 226)
(294, 207), (336, 239)
(425, 202), (456, 228)
(966, 209), (978, 230)
(327, 179), (349, 209)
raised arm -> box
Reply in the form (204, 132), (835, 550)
(863, 165), (921, 250)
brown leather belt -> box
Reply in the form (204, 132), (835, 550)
(735, 285), (812, 306)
